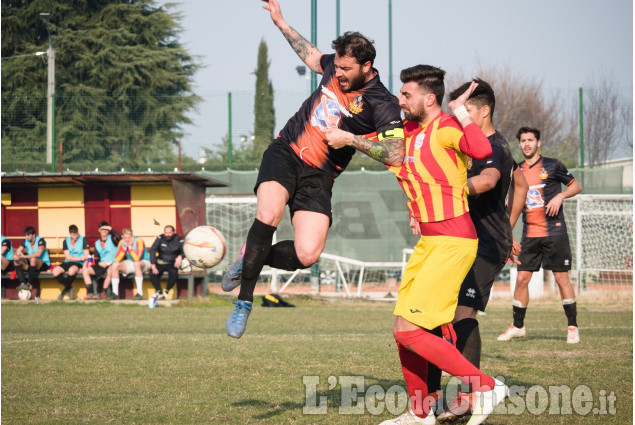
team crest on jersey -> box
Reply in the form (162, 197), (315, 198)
(539, 167), (549, 180)
(311, 94), (342, 129)
(349, 95), (364, 114)
(414, 133), (425, 150)
(467, 157), (473, 170)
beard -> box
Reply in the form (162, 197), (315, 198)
(403, 103), (427, 123)
(339, 72), (367, 92)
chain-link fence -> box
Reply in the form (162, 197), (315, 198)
(2, 88), (632, 173)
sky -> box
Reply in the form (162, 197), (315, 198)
(170, 0), (634, 160)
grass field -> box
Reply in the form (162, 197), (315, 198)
(2, 293), (632, 424)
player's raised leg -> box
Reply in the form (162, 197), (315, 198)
(226, 181), (287, 338)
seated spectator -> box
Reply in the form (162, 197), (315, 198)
(52, 224), (89, 300)
(82, 221), (120, 300)
(13, 226), (51, 291)
(2, 234), (14, 273)
(149, 225), (184, 299)
(111, 228), (151, 300)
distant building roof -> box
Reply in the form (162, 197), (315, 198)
(0, 171), (229, 188)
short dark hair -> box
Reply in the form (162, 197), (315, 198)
(98, 220), (110, 227)
(69, 224), (79, 233)
(448, 78), (496, 118)
(332, 31), (376, 66)
(516, 126), (541, 141)
(24, 226), (36, 235)
(164, 225), (175, 232)
(400, 65), (446, 107)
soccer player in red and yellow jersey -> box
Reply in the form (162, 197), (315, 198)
(497, 127), (582, 344)
(378, 66), (507, 425)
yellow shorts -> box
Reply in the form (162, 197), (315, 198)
(394, 235), (477, 330)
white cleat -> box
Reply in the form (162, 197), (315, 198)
(466, 378), (508, 425)
(497, 324), (526, 341)
(379, 410), (436, 425)
(565, 326), (580, 344)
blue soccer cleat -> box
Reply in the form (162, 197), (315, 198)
(221, 243), (246, 292)
(226, 299), (253, 338)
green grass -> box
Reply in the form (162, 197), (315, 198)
(2, 294), (632, 424)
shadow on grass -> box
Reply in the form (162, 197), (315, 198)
(231, 399), (305, 420)
(232, 374), (406, 420)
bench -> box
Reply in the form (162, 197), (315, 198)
(1, 248), (208, 300)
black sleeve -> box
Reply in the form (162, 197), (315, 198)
(371, 95), (404, 139)
(554, 159), (575, 186)
(149, 237), (161, 265)
(2, 239), (11, 249)
(178, 236), (184, 257)
(82, 239), (90, 250)
(62, 239), (68, 250)
(110, 230), (121, 245)
(481, 144), (506, 175)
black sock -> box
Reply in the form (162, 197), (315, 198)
(28, 266), (38, 285)
(237, 219), (277, 302)
(425, 326), (444, 393)
(563, 301), (577, 327)
(265, 240), (308, 271)
(512, 305), (527, 328)
(16, 267), (26, 284)
(86, 283), (94, 295)
(454, 318), (481, 369)
(56, 274), (67, 286)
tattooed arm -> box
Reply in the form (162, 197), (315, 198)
(322, 127), (405, 167)
(263, 0), (323, 74)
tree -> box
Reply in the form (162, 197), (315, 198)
(447, 63), (579, 167)
(250, 39), (275, 161)
(1, 0), (200, 172)
(583, 74), (632, 166)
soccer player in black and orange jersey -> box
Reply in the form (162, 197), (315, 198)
(425, 79), (529, 423)
(497, 127), (582, 344)
(222, 0), (405, 338)
(366, 66), (508, 425)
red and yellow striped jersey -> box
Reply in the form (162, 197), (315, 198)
(389, 113), (471, 223)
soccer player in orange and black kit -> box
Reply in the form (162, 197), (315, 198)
(355, 66), (508, 425)
(222, 0), (405, 338)
(497, 127), (582, 344)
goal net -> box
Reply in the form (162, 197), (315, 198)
(205, 195), (405, 298)
(563, 194), (633, 292)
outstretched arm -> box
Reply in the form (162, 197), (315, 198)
(263, 0), (323, 74)
(321, 127), (405, 166)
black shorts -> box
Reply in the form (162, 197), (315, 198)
(517, 234), (572, 272)
(457, 255), (505, 311)
(58, 262), (82, 272)
(91, 264), (109, 279)
(255, 139), (334, 224)
(16, 260), (49, 272)
(2, 261), (14, 272)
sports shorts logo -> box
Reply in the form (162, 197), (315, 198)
(466, 288), (476, 298)
(409, 308), (421, 313)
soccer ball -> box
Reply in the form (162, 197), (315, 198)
(183, 226), (226, 268)
(18, 289), (31, 301)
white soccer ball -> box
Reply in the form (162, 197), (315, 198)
(18, 289), (31, 301)
(183, 226), (226, 268)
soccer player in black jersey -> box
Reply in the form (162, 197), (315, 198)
(222, 0), (405, 338)
(497, 127), (582, 344)
(424, 79), (529, 422)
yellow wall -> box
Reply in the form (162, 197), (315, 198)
(130, 185), (177, 245)
(38, 187), (85, 249)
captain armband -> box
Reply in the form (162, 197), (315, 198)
(376, 127), (405, 142)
